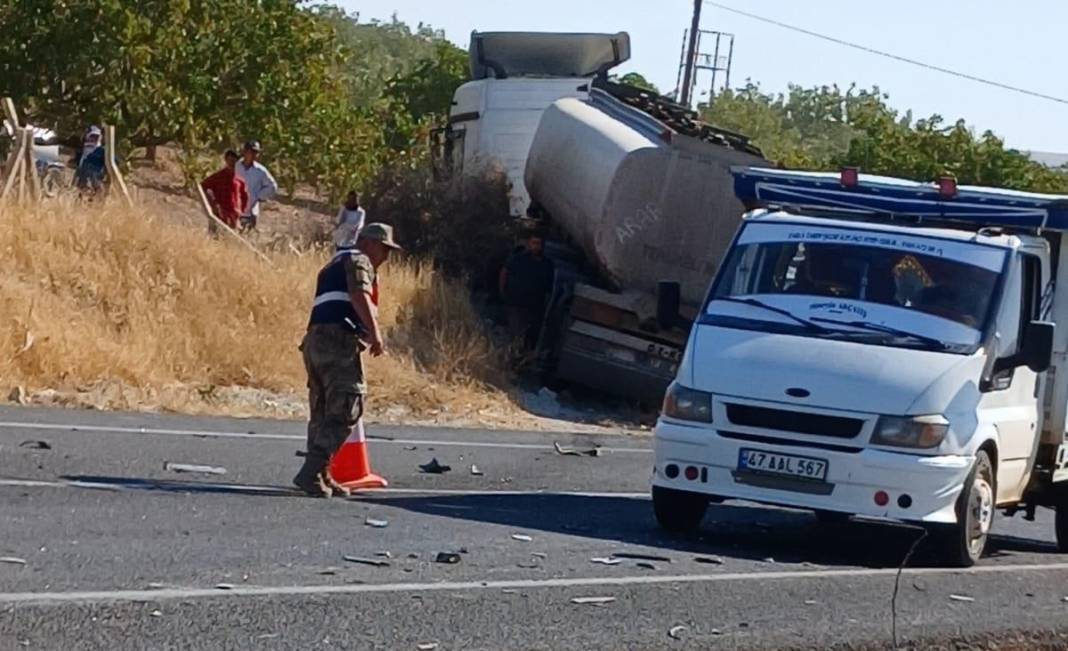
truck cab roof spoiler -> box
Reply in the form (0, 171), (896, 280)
(469, 31), (631, 80)
(731, 166), (1068, 232)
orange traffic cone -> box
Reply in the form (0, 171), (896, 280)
(329, 419), (388, 490)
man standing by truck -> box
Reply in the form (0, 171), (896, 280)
(293, 223), (401, 497)
(499, 231), (555, 352)
(235, 140), (278, 232)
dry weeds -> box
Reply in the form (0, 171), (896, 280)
(0, 198), (523, 424)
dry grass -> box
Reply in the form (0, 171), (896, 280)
(0, 198), (521, 423)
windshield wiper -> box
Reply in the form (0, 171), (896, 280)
(715, 297), (831, 333)
(810, 317), (950, 350)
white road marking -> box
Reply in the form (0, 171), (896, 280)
(0, 420), (651, 454)
(3, 562), (1068, 606)
(0, 477), (648, 499)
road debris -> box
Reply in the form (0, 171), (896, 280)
(319, 568), (339, 576)
(18, 440), (51, 450)
(0, 557), (27, 565)
(215, 583), (235, 590)
(163, 462), (226, 475)
(571, 596), (615, 606)
(343, 555), (390, 568)
(511, 534), (533, 542)
(149, 610), (163, 618)
(636, 562), (657, 570)
(364, 518), (389, 528)
(434, 552), (461, 564)
(694, 556), (724, 565)
(470, 464), (484, 476)
(762, 557), (776, 564)
(147, 582), (165, 589)
(949, 594), (975, 603)
(710, 628), (723, 636)
(8, 386), (27, 405)
(612, 552), (671, 563)
(517, 560), (541, 569)
(375, 551), (392, 559)
(416, 644), (439, 651)
(553, 441), (602, 457)
(590, 557), (621, 566)
(668, 625), (688, 640)
(404, 446), (418, 451)
(912, 581), (928, 592)
(804, 600), (818, 606)
(419, 458), (451, 474)
(531, 552), (548, 559)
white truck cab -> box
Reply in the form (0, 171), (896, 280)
(442, 31), (630, 216)
(653, 167), (1068, 566)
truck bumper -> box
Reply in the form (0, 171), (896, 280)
(653, 420), (973, 524)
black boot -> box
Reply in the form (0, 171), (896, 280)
(293, 454), (331, 497)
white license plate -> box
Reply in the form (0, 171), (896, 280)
(738, 448), (828, 481)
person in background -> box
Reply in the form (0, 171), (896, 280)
(200, 149), (248, 232)
(333, 190), (366, 249)
(235, 140), (278, 232)
(73, 125), (107, 193)
(498, 231), (555, 352)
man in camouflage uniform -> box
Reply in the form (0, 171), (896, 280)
(294, 223), (401, 497)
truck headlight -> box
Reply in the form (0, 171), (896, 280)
(662, 382), (713, 423)
(871, 415), (948, 449)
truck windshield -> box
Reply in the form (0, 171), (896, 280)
(705, 222), (1007, 353)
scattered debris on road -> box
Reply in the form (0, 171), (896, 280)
(434, 552), (461, 564)
(375, 551), (393, 559)
(150, 610), (162, 618)
(419, 458), (451, 474)
(470, 464), (484, 476)
(319, 568), (339, 576)
(668, 625), (688, 640)
(517, 559), (541, 569)
(571, 596), (616, 606)
(343, 555), (390, 568)
(553, 441), (602, 457)
(147, 582), (165, 589)
(18, 440), (51, 450)
(531, 552), (548, 559)
(511, 533), (533, 542)
(215, 583), (235, 590)
(164, 462), (226, 475)
(636, 562), (657, 570)
(416, 643), (439, 651)
(949, 594), (975, 603)
(612, 552), (671, 563)
(0, 557), (27, 566)
(364, 518), (389, 528)
(694, 556), (724, 565)
(804, 600), (818, 606)
(762, 557), (776, 564)
(590, 557), (621, 566)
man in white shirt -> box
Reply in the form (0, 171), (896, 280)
(333, 190), (367, 248)
(235, 140), (279, 232)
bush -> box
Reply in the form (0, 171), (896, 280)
(364, 158), (514, 281)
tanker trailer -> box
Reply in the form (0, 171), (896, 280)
(525, 82), (768, 404)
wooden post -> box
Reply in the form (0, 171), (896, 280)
(102, 124), (133, 207)
(22, 127), (40, 202)
(0, 131), (27, 202)
(1, 97), (22, 197)
(194, 182), (273, 265)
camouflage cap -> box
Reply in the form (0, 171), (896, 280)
(358, 223), (402, 250)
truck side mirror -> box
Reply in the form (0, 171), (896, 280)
(1023, 321), (1055, 373)
(656, 281), (681, 331)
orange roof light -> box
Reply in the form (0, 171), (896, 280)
(840, 167), (860, 188)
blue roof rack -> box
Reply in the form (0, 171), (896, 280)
(731, 167), (1068, 231)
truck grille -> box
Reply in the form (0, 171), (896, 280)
(725, 403), (863, 439)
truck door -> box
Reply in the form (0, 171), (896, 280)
(982, 252), (1044, 502)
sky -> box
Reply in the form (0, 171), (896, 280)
(337, 0), (1068, 154)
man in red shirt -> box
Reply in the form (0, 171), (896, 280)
(200, 149), (248, 231)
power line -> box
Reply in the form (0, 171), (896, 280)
(704, 1), (1068, 106)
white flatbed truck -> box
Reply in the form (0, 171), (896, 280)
(653, 167), (1068, 566)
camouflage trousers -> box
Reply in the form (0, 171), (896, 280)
(300, 324), (366, 469)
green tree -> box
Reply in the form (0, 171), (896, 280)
(703, 82), (1068, 193)
(611, 72), (660, 94)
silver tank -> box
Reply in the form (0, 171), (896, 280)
(524, 93), (767, 306)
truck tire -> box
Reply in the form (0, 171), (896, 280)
(931, 450), (995, 567)
(653, 486), (708, 533)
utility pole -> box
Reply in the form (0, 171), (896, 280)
(679, 0), (702, 106)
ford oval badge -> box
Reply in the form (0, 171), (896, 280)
(785, 387), (810, 398)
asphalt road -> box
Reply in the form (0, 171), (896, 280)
(2, 405), (1068, 650)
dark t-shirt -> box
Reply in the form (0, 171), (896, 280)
(504, 250), (554, 308)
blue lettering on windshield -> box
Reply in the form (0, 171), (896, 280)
(809, 302), (868, 319)
(787, 231), (944, 257)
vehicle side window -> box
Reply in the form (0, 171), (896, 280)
(1018, 254), (1042, 350)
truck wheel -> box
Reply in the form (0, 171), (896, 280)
(653, 486), (708, 532)
(932, 450), (995, 567)
(1057, 500), (1068, 554)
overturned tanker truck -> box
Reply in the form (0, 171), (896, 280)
(445, 31), (768, 404)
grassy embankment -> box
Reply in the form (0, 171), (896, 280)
(0, 199), (519, 424)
